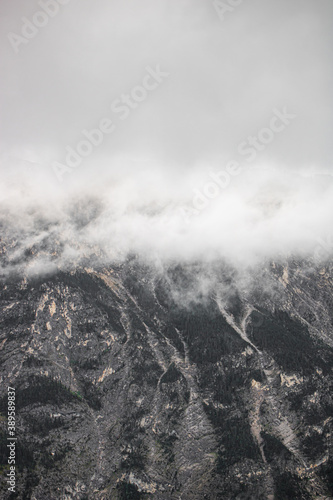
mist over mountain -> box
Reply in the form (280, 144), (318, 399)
(1, 166), (333, 281)
(1, 0), (332, 281)
(1, 0), (332, 275)
(1, 1), (333, 498)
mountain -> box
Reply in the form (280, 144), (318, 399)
(1, 258), (333, 499)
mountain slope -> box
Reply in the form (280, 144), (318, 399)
(1, 260), (333, 499)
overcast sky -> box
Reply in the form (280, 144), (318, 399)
(0, 0), (333, 271)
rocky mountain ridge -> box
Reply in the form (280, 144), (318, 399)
(0, 258), (333, 499)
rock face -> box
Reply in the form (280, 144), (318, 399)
(1, 259), (333, 499)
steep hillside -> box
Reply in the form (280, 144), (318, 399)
(0, 260), (333, 499)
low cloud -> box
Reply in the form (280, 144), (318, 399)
(0, 165), (332, 280)
(0, 0), (332, 281)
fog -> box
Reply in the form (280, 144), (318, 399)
(0, 0), (332, 276)
(1, 166), (332, 277)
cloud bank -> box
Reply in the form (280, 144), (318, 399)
(0, 166), (332, 278)
(0, 0), (332, 276)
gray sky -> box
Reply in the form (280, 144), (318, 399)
(1, 0), (333, 176)
(0, 0), (333, 270)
